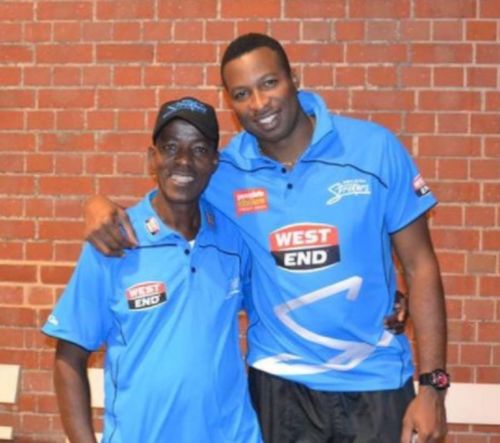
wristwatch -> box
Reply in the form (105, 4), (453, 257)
(419, 369), (450, 390)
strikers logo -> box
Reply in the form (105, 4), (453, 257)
(269, 223), (340, 272)
(234, 188), (268, 216)
(126, 281), (167, 310)
(413, 174), (430, 197)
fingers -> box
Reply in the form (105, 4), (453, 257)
(116, 209), (138, 246)
(86, 211), (136, 256)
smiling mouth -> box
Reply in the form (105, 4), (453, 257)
(256, 112), (279, 129)
(170, 174), (195, 185)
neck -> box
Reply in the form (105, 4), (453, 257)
(259, 111), (314, 168)
(152, 195), (201, 241)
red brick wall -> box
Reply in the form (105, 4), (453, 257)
(1, 1), (498, 441)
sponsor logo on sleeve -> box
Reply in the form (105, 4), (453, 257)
(234, 188), (269, 216)
(413, 174), (430, 197)
(327, 179), (371, 205)
(126, 281), (167, 310)
(269, 223), (340, 272)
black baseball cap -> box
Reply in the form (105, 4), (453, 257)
(152, 97), (219, 148)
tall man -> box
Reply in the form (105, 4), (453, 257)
(43, 98), (262, 443)
(85, 34), (448, 443)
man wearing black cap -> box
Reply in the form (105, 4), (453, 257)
(43, 97), (262, 443)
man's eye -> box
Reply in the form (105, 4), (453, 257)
(193, 145), (209, 155)
(232, 90), (248, 101)
(262, 78), (278, 89)
(160, 144), (177, 154)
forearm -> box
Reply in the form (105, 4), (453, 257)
(406, 255), (447, 372)
(54, 343), (96, 443)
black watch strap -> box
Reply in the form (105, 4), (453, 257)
(419, 369), (450, 390)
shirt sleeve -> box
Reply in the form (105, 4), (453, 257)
(42, 243), (112, 351)
(382, 130), (438, 234)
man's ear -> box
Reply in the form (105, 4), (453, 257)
(291, 68), (300, 89)
(147, 145), (156, 177)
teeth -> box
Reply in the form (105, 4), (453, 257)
(258, 114), (276, 125)
(171, 174), (194, 184)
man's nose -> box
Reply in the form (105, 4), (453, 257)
(174, 148), (193, 165)
(249, 90), (269, 112)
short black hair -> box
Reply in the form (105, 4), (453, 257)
(220, 33), (292, 85)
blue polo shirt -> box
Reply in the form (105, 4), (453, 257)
(205, 90), (437, 392)
(43, 190), (262, 443)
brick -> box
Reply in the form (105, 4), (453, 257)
(53, 22), (82, 42)
(82, 66), (112, 86)
(471, 159), (500, 180)
(25, 198), (54, 218)
(432, 182), (480, 203)
(477, 44), (500, 63)
(483, 230), (500, 251)
(448, 320), (476, 342)
(97, 0), (155, 19)
(97, 133), (149, 153)
(352, 91), (414, 111)
(53, 67), (81, 86)
(401, 66), (431, 87)
(437, 158), (468, 179)
(113, 66), (142, 86)
(400, 19), (431, 40)
(39, 176), (93, 195)
(419, 136), (481, 157)
(56, 110), (85, 130)
(85, 155), (114, 174)
(24, 66), (52, 86)
(0, 2), (33, 20)
(174, 65), (204, 87)
(144, 66), (174, 86)
(480, 276), (500, 297)
(40, 265), (74, 285)
(0, 90), (34, 108)
(485, 91), (500, 111)
(419, 90), (480, 111)
(37, 1), (92, 20)
(117, 154), (147, 174)
(26, 241), (53, 261)
(23, 22), (51, 42)
(0, 220), (35, 239)
(347, 43), (408, 63)
(367, 66), (398, 87)
(55, 154), (84, 174)
(173, 21), (204, 42)
(158, 43), (217, 63)
(285, 0), (345, 18)
(335, 67), (365, 86)
(96, 44), (154, 63)
(302, 66), (333, 87)
(54, 242), (82, 262)
(433, 227), (480, 249)
(349, 0), (410, 18)
(480, 0), (500, 18)
(461, 344), (492, 365)
(478, 322), (500, 342)
(142, 22), (173, 41)
(466, 20), (497, 40)
(0, 66), (21, 85)
(366, 20), (398, 41)
(415, 0), (476, 17)
(40, 133), (95, 152)
(484, 137), (499, 157)
(0, 110), (23, 129)
(117, 111), (146, 131)
(98, 89), (155, 109)
(465, 205), (495, 227)
(412, 43), (472, 63)
(36, 44), (93, 63)
(0, 264), (36, 283)
(484, 184), (500, 203)
(221, 0), (279, 17)
(87, 110), (115, 130)
(0, 23), (22, 42)
(434, 67), (464, 87)
(303, 21), (332, 41)
(206, 21), (236, 42)
(112, 22), (141, 41)
(434, 20), (464, 41)
(0, 44), (33, 63)
(98, 176), (152, 198)
(437, 114), (468, 134)
(432, 205), (463, 228)
(39, 221), (83, 241)
(471, 114), (500, 134)
(0, 285), (23, 303)
(437, 251), (465, 273)
(477, 366), (500, 384)
(335, 20), (365, 41)
(0, 175), (34, 194)
(236, 21), (268, 36)
(54, 199), (84, 218)
(26, 154), (54, 173)
(467, 67), (497, 88)
(39, 89), (94, 108)
(464, 299), (496, 320)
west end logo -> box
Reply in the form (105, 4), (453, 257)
(126, 281), (167, 310)
(327, 179), (371, 205)
(269, 223), (340, 272)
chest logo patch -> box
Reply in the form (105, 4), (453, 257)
(413, 174), (430, 197)
(327, 179), (371, 205)
(234, 188), (269, 216)
(269, 223), (340, 272)
(126, 281), (167, 310)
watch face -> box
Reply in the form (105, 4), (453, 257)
(432, 371), (450, 388)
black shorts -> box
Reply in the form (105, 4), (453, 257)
(248, 367), (415, 443)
